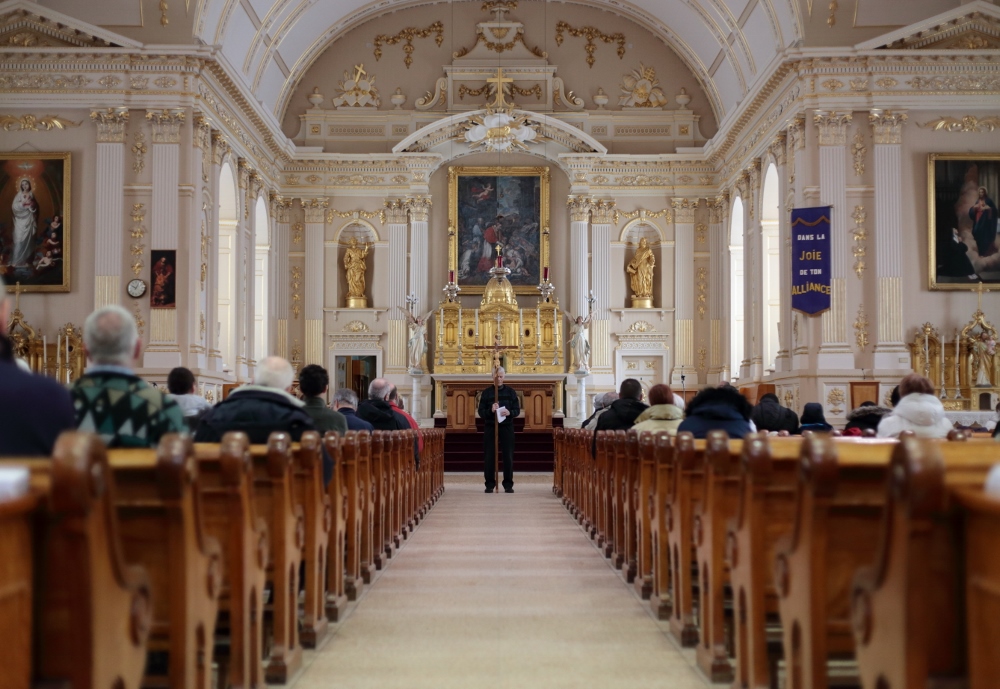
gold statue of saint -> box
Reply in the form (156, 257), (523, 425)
(626, 237), (655, 308)
(344, 237), (370, 308)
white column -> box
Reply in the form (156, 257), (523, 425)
(787, 116), (811, 371)
(708, 195), (726, 383)
(303, 198), (327, 367)
(207, 132), (230, 372)
(590, 202), (613, 371)
(90, 108), (129, 309)
(244, 172), (261, 377)
(385, 200), (410, 373)
(272, 196), (292, 360)
(870, 110), (910, 369)
(814, 111), (854, 369)
(188, 116), (213, 370)
(672, 198), (698, 384)
(774, 133), (793, 372)
(567, 196), (592, 317)
(407, 196), (431, 313)
(143, 109), (185, 369)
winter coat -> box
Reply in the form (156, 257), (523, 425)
(0, 335), (76, 456)
(843, 405), (891, 433)
(751, 396), (799, 434)
(631, 404), (684, 436)
(594, 398), (649, 432)
(677, 401), (753, 439)
(357, 399), (411, 432)
(877, 393), (954, 439)
(339, 407), (374, 432)
(583, 407), (609, 431)
(302, 397), (348, 437)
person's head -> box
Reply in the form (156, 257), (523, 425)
(619, 378), (643, 401)
(368, 378), (392, 401)
(493, 366), (505, 386)
(687, 384), (753, 420)
(759, 392), (780, 404)
(388, 384), (399, 402)
(255, 356), (295, 392)
(860, 400), (876, 407)
(800, 403), (828, 425)
(0, 274), (8, 335)
(648, 384), (674, 407)
(890, 385), (900, 408)
(334, 388), (359, 410)
(898, 373), (935, 398)
(167, 366), (197, 395)
(298, 364), (329, 398)
(83, 305), (141, 367)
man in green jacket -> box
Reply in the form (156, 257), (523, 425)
(298, 364), (348, 437)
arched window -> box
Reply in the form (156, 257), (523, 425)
(761, 164), (781, 373)
(217, 163), (237, 374)
(729, 197), (745, 381)
(254, 196), (270, 365)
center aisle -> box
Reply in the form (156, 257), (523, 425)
(294, 479), (708, 689)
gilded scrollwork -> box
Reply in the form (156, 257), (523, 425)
(697, 267), (708, 318)
(3, 113), (81, 132)
(130, 204), (146, 277)
(373, 22), (444, 69)
(854, 305), (869, 352)
(554, 21), (626, 68)
(851, 128), (866, 176)
(918, 116), (1000, 133)
(291, 266), (303, 319)
(851, 205), (867, 279)
(132, 129), (147, 173)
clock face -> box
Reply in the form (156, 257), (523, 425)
(128, 279), (147, 298)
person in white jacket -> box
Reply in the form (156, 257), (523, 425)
(877, 373), (954, 439)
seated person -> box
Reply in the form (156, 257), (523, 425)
(333, 388), (374, 432)
(676, 383), (753, 439)
(632, 384), (684, 436)
(298, 364), (347, 437)
(843, 400), (891, 434)
(166, 366), (212, 432)
(751, 392), (799, 434)
(798, 403), (833, 433)
(877, 374), (953, 439)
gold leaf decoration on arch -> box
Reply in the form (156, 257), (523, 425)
(554, 21), (626, 68)
(373, 22), (444, 69)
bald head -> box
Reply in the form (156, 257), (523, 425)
(255, 356), (295, 391)
(83, 305), (140, 367)
(368, 377), (392, 401)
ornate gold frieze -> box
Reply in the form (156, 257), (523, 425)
(907, 75), (1000, 91)
(869, 109), (907, 145)
(821, 79), (843, 92)
(851, 128), (866, 176)
(131, 129), (147, 172)
(851, 205), (867, 279)
(612, 207), (672, 225)
(850, 78), (869, 92)
(854, 305), (869, 352)
(154, 76), (176, 89)
(511, 83), (543, 100)
(918, 115), (1000, 133)
(457, 84), (489, 100)
(98, 76), (122, 88)
(876, 77), (898, 89)
(554, 21), (626, 68)
(2, 113), (81, 133)
(373, 21), (444, 69)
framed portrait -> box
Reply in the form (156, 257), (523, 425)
(928, 153), (1000, 289)
(150, 249), (177, 308)
(0, 152), (70, 292)
(448, 166), (550, 295)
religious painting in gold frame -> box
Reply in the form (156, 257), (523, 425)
(928, 153), (1000, 290)
(448, 165), (550, 295)
(1, 152), (71, 292)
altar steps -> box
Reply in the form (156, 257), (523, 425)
(443, 420), (555, 472)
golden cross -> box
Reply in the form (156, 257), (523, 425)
(486, 67), (514, 108)
(352, 64), (368, 83)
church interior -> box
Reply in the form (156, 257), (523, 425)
(2, 0), (1000, 687)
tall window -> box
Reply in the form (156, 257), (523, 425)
(217, 163), (237, 374)
(729, 197), (745, 381)
(254, 196), (270, 365)
(761, 164), (781, 373)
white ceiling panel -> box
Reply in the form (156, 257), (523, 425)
(710, 57), (743, 114)
(221, 7), (258, 77)
(258, 58), (287, 115)
(40, 0), (141, 26)
(743, 4), (778, 71)
(854, 0), (953, 28)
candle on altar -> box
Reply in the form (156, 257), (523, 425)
(536, 309), (541, 346)
(543, 266), (549, 281)
(474, 308), (480, 342)
(56, 334), (61, 374)
(438, 307), (444, 344)
(518, 309), (523, 341)
(449, 270), (455, 283)
(42, 336), (47, 372)
(457, 309), (463, 347)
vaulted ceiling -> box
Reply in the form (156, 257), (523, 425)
(192, 0), (803, 127)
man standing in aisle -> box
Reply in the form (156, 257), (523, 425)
(477, 366), (520, 493)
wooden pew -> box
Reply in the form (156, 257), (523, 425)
(774, 436), (896, 689)
(633, 430), (656, 599)
(596, 429), (613, 556)
(693, 431), (744, 682)
(852, 438), (1000, 689)
(728, 434), (803, 689)
(370, 431), (388, 571)
(357, 431), (377, 584)
(324, 433), (349, 622)
(610, 430), (628, 570)
(648, 431), (674, 619)
(1, 432), (152, 689)
(341, 432), (364, 601)
(954, 485), (1000, 689)
(620, 431), (638, 582)
(290, 431), (330, 646)
(107, 435), (223, 689)
(0, 487), (37, 689)
(192, 433), (268, 689)
(553, 427), (565, 497)
(667, 432), (703, 646)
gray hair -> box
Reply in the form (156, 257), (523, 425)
(333, 387), (358, 408)
(83, 305), (139, 366)
(255, 356), (294, 390)
(368, 377), (392, 401)
(596, 391), (618, 409)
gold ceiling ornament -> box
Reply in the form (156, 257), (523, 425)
(554, 21), (626, 69)
(332, 64), (380, 108)
(459, 70), (548, 154)
(0, 114), (80, 132)
(373, 21), (444, 69)
(918, 115), (1000, 133)
(618, 63), (667, 108)
(159, 0), (169, 27)
(854, 305), (869, 352)
(291, 266), (303, 319)
(827, 0), (838, 28)
(851, 128), (866, 177)
(511, 84), (543, 101)
(131, 129), (147, 173)
(457, 84), (489, 101)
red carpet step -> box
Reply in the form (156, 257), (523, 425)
(443, 419), (555, 472)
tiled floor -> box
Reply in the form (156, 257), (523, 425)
(289, 479), (712, 689)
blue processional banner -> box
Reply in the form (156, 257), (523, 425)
(791, 206), (832, 315)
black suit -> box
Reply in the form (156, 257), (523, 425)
(478, 384), (520, 491)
